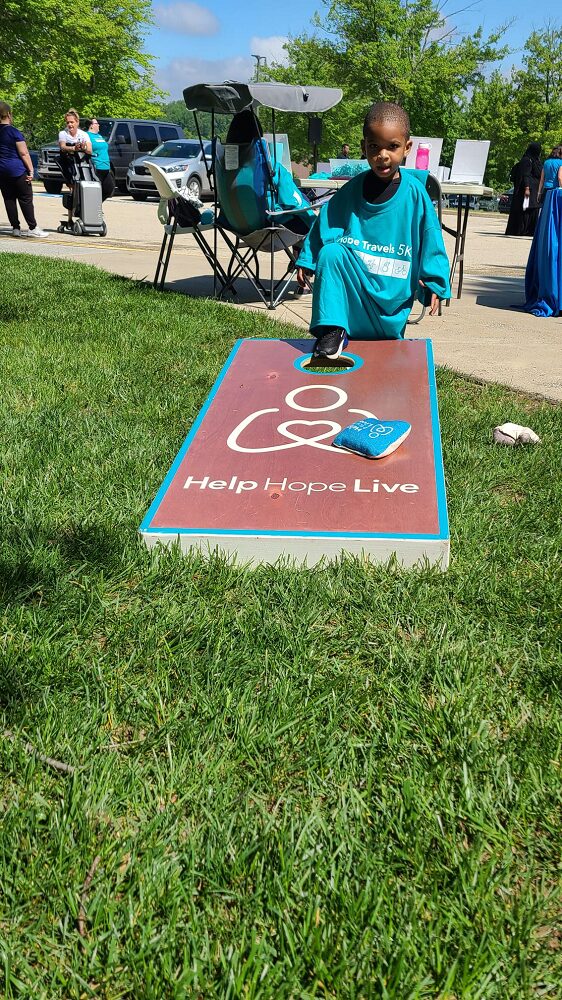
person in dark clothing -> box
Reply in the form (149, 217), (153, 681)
(0, 100), (49, 237)
(505, 142), (543, 237)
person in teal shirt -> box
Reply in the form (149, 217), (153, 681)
(85, 117), (114, 201)
(538, 145), (562, 202)
(297, 101), (451, 363)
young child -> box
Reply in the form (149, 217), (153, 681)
(297, 102), (451, 363)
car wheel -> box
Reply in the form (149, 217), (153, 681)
(187, 176), (202, 199)
(43, 179), (63, 194)
(131, 192), (148, 201)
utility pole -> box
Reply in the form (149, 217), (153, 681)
(251, 54), (267, 82)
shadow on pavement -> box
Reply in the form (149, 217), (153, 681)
(464, 274), (526, 311)
(165, 273), (309, 308)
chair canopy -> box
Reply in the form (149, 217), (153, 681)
(183, 82), (343, 115)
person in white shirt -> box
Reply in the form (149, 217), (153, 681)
(58, 108), (92, 226)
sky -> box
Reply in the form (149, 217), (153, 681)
(146, 0), (553, 101)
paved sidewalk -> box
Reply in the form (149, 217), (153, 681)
(2, 189), (561, 400)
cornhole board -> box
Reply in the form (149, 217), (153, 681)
(140, 338), (449, 568)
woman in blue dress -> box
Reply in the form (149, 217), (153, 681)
(524, 145), (562, 317)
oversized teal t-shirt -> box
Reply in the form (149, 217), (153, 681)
(298, 169), (451, 339)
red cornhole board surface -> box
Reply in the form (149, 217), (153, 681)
(140, 338), (449, 568)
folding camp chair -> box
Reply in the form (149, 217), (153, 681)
(147, 161), (229, 293)
(182, 82), (343, 309)
(404, 169), (445, 322)
(212, 136), (316, 309)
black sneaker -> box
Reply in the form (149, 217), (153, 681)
(309, 327), (349, 366)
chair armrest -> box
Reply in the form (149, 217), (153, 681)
(265, 204), (316, 220)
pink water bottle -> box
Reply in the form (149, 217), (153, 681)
(415, 142), (431, 170)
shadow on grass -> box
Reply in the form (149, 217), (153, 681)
(0, 521), (127, 606)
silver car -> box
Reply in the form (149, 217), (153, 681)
(126, 139), (212, 200)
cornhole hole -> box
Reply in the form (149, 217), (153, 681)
(140, 338), (449, 568)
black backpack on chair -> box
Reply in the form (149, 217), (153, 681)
(170, 196), (201, 228)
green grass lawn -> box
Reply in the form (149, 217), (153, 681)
(1, 253), (561, 999)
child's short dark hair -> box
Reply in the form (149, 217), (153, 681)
(550, 144), (562, 159)
(363, 102), (410, 139)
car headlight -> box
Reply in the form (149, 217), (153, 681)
(161, 163), (183, 173)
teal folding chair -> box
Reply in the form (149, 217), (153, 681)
(213, 137), (315, 309)
(405, 169), (445, 322)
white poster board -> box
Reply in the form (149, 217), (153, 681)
(449, 140), (490, 183)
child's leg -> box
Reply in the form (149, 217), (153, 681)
(311, 242), (401, 340)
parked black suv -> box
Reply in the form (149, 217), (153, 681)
(38, 118), (184, 193)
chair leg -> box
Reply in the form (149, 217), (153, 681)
(270, 236), (275, 309)
(268, 242), (304, 308)
(407, 303), (426, 325)
(160, 218), (178, 289)
(214, 227), (303, 309)
(154, 229), (169, 288)
(219, 231), (270, 304)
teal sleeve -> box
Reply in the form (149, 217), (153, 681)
(297, 212), (324, 271)
(297, 183), (353, 270)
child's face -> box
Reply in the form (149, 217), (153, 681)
(361, 121), (412, 181)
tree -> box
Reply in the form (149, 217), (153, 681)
(1, 0), (164, 145)
(511, 26), (562, 152)
(264, 0), (508, 167)
(462, 25), (562, 187)
(461, 71), (518, 188)
(160, 100), (231, 141)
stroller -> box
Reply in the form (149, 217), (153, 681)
(57, 151), (107, 237)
